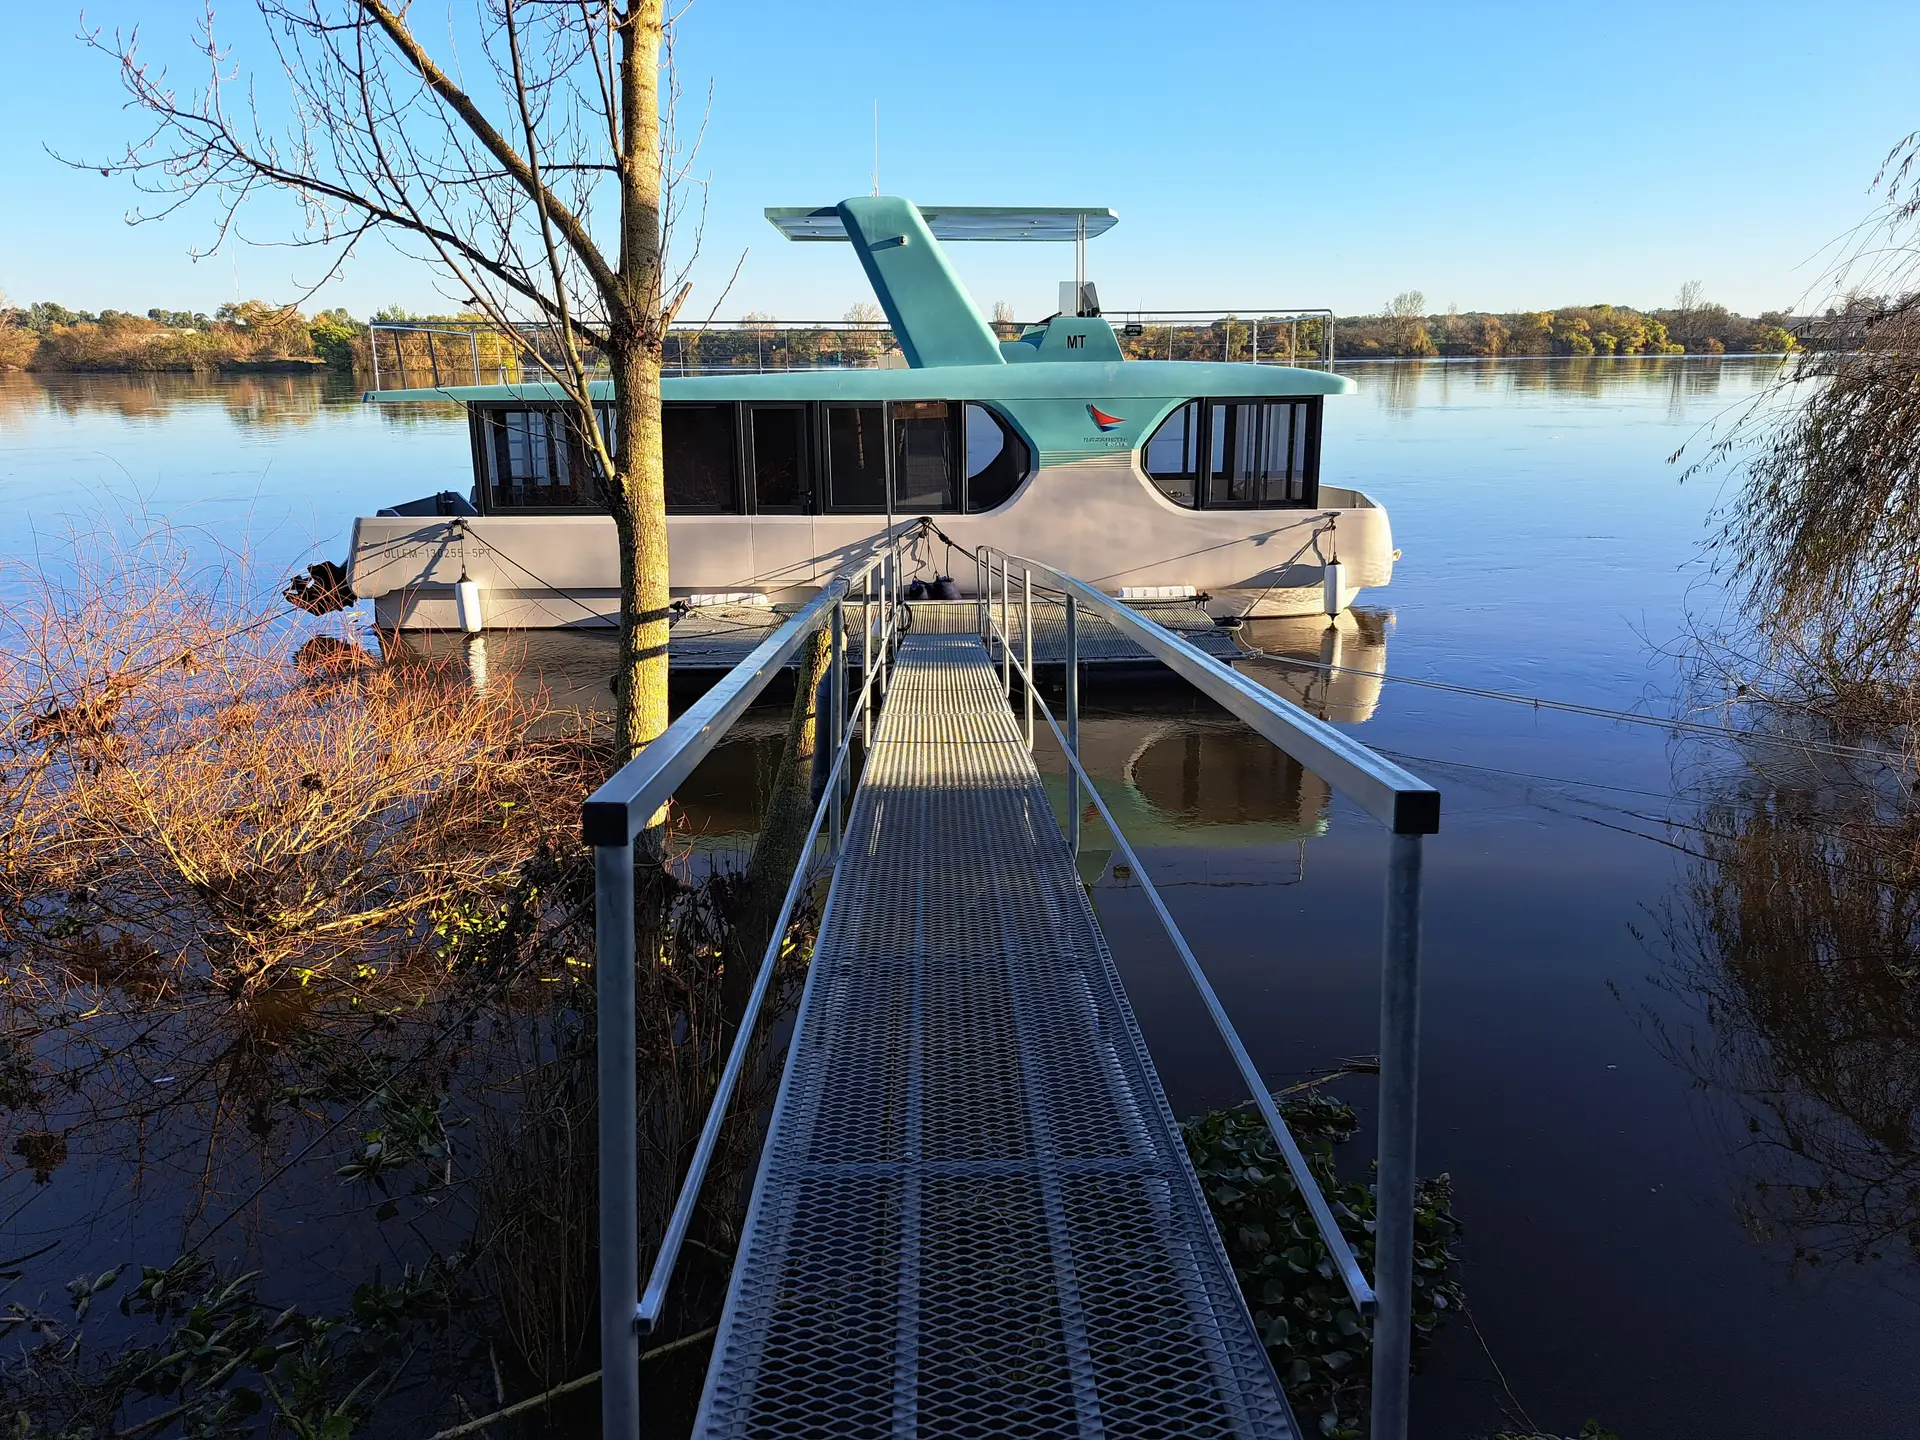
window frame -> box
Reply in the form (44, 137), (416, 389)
(1142, 395), (1322, 511)
(661, 400), (744, 515)
(819, 401), (892, 515)
(887, 399), (963, 516)
(961, 401), (1034, 514)
(466, 397), (1040, 518)
(743, 401), (813, 515)
(469, 402), (604, 515)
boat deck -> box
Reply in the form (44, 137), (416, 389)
(670, 597), (1243, 670)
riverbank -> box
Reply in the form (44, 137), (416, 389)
(1, 294), (1813, 374)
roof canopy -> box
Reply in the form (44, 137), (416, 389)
(766, 204), (1118, 243)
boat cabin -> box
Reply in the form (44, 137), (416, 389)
(345, 197), (1393, 630)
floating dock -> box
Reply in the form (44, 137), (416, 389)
(691, 632), (1298, 1437)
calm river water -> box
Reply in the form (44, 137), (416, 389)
(2, 360), (1913, 1437)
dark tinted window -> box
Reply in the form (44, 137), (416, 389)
(1208, 401), (1286, 506)
(663, 403), (739, 513)
(892, 401), (958, 512)
(963, 403), (1031, 512)
(1143, 397), (1318, 509)
(1212, 400), (1314, 506)
(824, 404), (887, 512)
(479, 407), (599, 509)
(749, 405), (808, 512)
(1143, 400), (1201, 507)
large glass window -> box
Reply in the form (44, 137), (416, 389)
(479, 407), (598, 509)
(1142, 397), (1318, 509)
(749, 404), (808, 512)
(663, 403), (740, 513)
(891, 401), (958, 513)
(1208, 401), (1290, 506)
(824, 404), (887, 511)
(1143, 400), (1202, 507)
(962, 403), (1031, 512)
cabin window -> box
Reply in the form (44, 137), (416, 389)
(962, 403), (1031, 512)
(748, 404), (809, 513)
(478, 406), (600, 509)
(663, 403), (740, 513)
(1143, 397), (1319, 509)
(891, 401), (959, 513)
(1143, 401), (1202, 507)
(824, 404), (888, 511)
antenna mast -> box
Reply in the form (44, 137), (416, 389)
(871, 101), (880, 196)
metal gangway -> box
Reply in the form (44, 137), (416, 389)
(583, 522), (1438, 1439)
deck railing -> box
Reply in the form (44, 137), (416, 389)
(580, 520), (922, 1439)
(971, 540), (1436, 1440)
(579, 518), (1435, 1440)
(365, 309), (1337, 389)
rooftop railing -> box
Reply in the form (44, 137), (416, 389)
(365, 308), (1336, 389)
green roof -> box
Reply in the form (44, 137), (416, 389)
(363, 360), (1353, 407)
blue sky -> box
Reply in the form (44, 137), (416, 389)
(2, 0), (1915, 322)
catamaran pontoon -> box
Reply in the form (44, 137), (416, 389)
(342, 198), (1394, 630)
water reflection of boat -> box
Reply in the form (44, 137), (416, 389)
(390, 605), (1391, 854)
(1042, 611), (1390, 859)
(1235, 609), (1389, 725)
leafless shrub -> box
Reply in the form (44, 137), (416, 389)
(0, 516), (594, 996)
(1684, 133), (1920, 720)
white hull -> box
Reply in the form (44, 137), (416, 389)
(349, 454), (1394, 631)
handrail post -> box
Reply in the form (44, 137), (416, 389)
(861, 574), (873, 748)
(1022, 567), (1034, 749)
(1065, 592), (1080, 858)
(999, 552), (1011, 695)
(595, 841), (640, 1440)
(977, 549), (987, 639)
(879, 550), (892, 699)
(1370, 831), (1426, 1440)
(829, 600), (846, 849)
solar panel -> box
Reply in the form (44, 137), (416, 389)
(766, 205), (1119, 242)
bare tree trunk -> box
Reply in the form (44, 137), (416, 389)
(610, 1), (671, 765)
(609, 341), (671, 763)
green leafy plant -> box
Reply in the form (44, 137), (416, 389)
(1, 1252), (461, 1437)
(1184, 1091), (1464, 1438)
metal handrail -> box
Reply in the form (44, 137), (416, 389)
(1013, 640), (1378, 1313)
(585, 520), (920, 1438)
(974, 544), (1436, 1440)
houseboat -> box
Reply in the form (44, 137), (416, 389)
(341, 198), (1394, 629)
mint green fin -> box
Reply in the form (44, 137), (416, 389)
(835, 198), (1003, 369)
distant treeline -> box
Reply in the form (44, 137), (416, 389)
(0, 289), (1809, 374)
(1325, 289), (1800, 359)
(0, 300), (364, 373)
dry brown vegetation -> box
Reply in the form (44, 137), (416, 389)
(0, 522), (593, 995)
(0, 300), (345, 373)
(0, 518), (817, 1434)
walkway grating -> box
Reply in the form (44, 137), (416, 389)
(692, 632), (1297, 1439)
